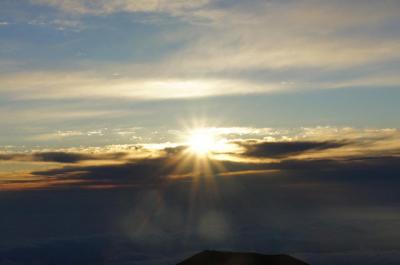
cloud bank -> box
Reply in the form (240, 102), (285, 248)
(1, 127), (398, 190)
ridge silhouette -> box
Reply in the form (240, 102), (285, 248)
(176, 250), (309, 265)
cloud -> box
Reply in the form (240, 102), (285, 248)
(1, 127), (399, 190)
(18, 148), (400, 190)
(31, 0), (210, 15)
(0, 72), (281, 100)
(0, 152), (127, 164)
(240, 140), (348, 158)
(27, 18), (84, 31)
(30, 157), (176, 187)
(168, 0), (400, 73)
(267, 156), (400, 177)
(1, 153), (400, 263)
(33, 152), (127, 163)
(0, 0), (394, 105)
(1, 140), (400, 259)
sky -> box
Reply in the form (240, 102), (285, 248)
(1, 1), (400, 264)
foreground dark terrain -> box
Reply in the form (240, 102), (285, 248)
(177, 250), (309, 265)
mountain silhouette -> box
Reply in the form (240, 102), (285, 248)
(176, 250), (309, 265)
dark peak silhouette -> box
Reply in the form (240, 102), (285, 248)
(176, 250), (309, 265)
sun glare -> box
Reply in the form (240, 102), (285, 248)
(187, 131), (216, 155)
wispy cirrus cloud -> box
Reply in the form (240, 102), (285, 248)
(1, 0), (399, 106)
(2, 69), (399, 102)
(0, 72), (281, 100)
(31, 0), (210, 15)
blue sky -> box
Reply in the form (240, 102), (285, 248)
(1, 0), (400, 148)
(1, 0), (400, 195)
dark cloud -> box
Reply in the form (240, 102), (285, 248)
(0, 151), (127, 163)
(24, 142), (400, 192)
(266, 156), (400, 178)
(33, 152), (107, 163)
(240, 140), (348, 158)
(222, 155), (400, 184)
(163, 145), (187, 155)
(29, 146), (225, 188)
(31, 157), (177, 187)
(0, 153), (27, 161)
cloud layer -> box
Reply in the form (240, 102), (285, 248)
(1, 127), (398, 190)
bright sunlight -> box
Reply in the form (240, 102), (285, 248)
(187, 130), (216, 155)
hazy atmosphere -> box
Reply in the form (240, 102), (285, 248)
(1, 1), (400, 264)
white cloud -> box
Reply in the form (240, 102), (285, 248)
(27, 18), (84, 31)
(0, 71), (285, 100)
(167, 0), (400, 71)
(31, 0), (210, 15)
(5, 0), (399, 101)
(1, 67), (399, 102)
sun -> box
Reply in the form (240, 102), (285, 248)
(187, 130), (216, 155)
